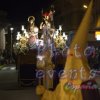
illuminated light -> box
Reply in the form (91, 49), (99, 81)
(65, 35), (68, 40)
(24, 29), (29, 38)
(25, 33), (29, 38)
(21, 25), (24, 31)
(95, 31), (100, 40)
(16, 32), (21, 40)
(59, 25), (62, 31)
(37, 55), (44, 61)
(34, 27), (39, 34)
(10, 67), (16, 70)
(10, 27), (14, 33)
(10, 27), (14, 31)
(83, 5), (88, 9)
(63, 32), (66, 37)
(24, 29), (27, 33)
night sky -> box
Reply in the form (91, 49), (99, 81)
(0, 0), (55, 23)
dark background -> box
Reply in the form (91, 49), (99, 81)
(0, 0), (55, 23)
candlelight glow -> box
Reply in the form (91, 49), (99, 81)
(83, 5), (88, 9)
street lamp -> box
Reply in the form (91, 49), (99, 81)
(10, 27), (14, 63)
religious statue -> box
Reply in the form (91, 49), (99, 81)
(27, 16), (39, 49)
(40, 12), (51, 38)
(36, 8), (55, 90)
(40, 6), (55, 39)
(28, 16), (39, 38)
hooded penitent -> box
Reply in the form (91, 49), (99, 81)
(36, 1), (98, 100)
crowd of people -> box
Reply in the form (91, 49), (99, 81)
(0, 49), (16, 65)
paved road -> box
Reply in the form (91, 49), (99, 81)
(0, 65), (100, 100)
(0, 65), (40, 100)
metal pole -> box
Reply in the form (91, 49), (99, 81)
(11, 30), (12, 62)
(10, 27), (14, 63)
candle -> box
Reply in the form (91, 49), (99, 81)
(59, 25), (62, 31)
(63, 32), (66, 37)
(17, 32), (21, 40)
(21, 25), (24, 31)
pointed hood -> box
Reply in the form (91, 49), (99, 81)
(59, 1), (94, 100)
(37, 1), (94, 100)
(64, 0), (93, 81)
(70, 0), (93, 50)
